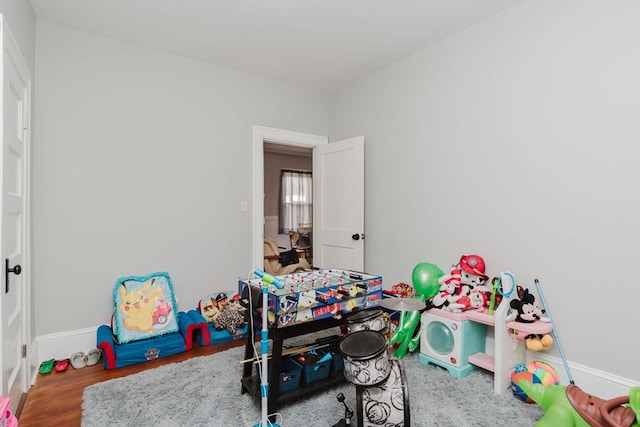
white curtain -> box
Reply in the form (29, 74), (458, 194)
(279, 169), (312, 233)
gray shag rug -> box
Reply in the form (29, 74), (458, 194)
(82, 337), (544, 426)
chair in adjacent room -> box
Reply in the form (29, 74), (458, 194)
(289, 226), (312, 263)
(263, 236), (310, 276)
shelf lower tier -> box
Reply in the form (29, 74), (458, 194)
(468, 352), (495, 372)
(241, 369), (346, 404)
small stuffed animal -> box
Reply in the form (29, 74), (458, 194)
(458, 254), (490, 295)
(525, 333), (554, 352)
(213, 293), (246, 337)
(507, 286), (553, 351)
(431, 255), (492, 312)
(449, 290), (487, 312)
(431, 270), (461, 310)
(508, 286), (550, 323)
(200, 298), (220, 323)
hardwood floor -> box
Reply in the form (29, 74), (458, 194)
(18, 340), (245, 427)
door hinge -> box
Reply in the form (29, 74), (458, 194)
(22, 344), (27, 358)
(23, 114), (29, 130)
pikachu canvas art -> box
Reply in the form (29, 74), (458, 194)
(112, 272), (179, 344)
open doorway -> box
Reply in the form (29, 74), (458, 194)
(263, 143), (313, 263)
(251, 126), (327, 270)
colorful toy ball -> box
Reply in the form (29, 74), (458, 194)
(514, 363), (527, 373)
(526, 360), (560, 386)
(511, 371), (541, 403)
(511, 361), (560, 403)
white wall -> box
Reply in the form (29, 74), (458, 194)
(0, 1), (36, 72)
(329, 0), (640, 385)
(32, 20), (328, 335)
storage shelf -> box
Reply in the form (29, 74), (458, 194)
(241, 369), (346, 404)
(464, 309), (552, 341)
(468, 295), (553, 396)
(506, 320), (553, 340)
(463, 310), (495, 326)
(466, 313), (552, 376)
(468, 352), (495, 372)
(240, 301), (360, 423)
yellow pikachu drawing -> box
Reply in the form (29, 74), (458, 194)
(119, 278), (165, 333)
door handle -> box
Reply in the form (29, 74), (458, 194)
(5, 258), (22, 293)
(352, 233), (364, 241)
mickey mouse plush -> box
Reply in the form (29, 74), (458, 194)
(508, 286), (546, 323)
(525, 333), (554, 352)
(508, 286), (553, 351)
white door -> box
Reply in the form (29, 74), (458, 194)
(1, 17), (31, 411)
(313, 136), (365, 271)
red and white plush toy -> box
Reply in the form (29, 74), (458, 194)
(431, 268), (461, 309)
(447, 289), (489, 312)
(431, 254), (492, 312)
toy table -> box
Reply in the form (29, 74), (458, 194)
(239, 269), (383, 424)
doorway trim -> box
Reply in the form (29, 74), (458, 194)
(252, 126), (327, 269)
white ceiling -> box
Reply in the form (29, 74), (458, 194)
(30, 0), (521, 92)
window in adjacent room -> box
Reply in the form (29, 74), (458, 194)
(278, 169), (312, 233)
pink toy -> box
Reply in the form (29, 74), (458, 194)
(0, 396), (18, 427)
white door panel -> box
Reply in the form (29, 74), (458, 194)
(1, 16), (30, 412)
(313, 136), (364, 271)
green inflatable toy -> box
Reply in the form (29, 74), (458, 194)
(389, 262), (443, 359)
(516, 380), (639, 427)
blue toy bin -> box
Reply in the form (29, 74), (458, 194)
(329, 350), (344, 372)
(299, 350), (332, 384)
(255, 357), (303, 394)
